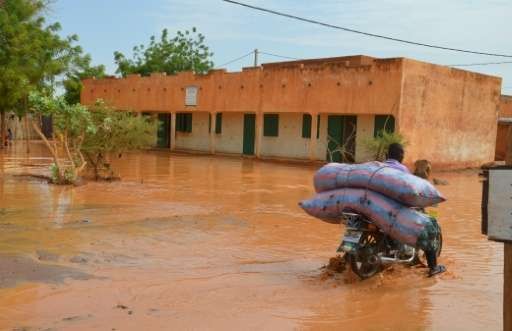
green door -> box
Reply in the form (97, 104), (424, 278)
(243, 114), (256, 155)
(157, 113), (171, 148)
(327, 115), (357, 162)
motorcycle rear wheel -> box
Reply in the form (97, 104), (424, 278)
(348, 232), (382, 279)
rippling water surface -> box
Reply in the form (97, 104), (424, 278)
(0, 142), (503, 330)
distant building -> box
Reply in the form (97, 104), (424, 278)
(81, 55), (502, 169)
(496, 95), (512, 161)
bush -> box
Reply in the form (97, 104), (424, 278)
(363, 130), (407, 161)
(81, 100), (158, 180)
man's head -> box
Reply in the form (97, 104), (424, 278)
(387, 143), (405, 163)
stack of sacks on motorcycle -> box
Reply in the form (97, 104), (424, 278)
(298, 162), (446, 247)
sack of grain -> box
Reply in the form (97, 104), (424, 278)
(313, 162), (445, 207)
(299, 188), (433, 246)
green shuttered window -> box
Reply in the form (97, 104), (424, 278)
(215, 113), (222, 134)
(316, 114), (320, 139)
(263, 114), (279, 137)
(374, 115), (395, 137)
(176, 113), (192, 133)
(302, 114), (312, 138)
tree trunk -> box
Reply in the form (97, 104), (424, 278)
(30, 120), (64, 182)
(24, 116), (30, 154)
(62, 132), (77, 179)
(23, 96), (30, 154)
(0, 111), (5, 149)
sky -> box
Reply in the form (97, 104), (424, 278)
(48, 0), (512, 95)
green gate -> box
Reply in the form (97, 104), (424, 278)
(243, 114), (256, 155)
(327, 115), (357, 162)
(157, 113), (171, 148)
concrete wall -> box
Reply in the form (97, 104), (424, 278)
(259, 57), (402, 115)
(496, 95), (512, 160)
(499, 95), (512, 117)
(81, 55), (402, 117)
(81, 55), (503, 168)
(309, 114), (379, 162)
(169, 111), (375, 161)
(260, 113), (310, 159)
(215, 112), (244, 154)
(354, 114), (376, 163)
(496, 124), (509, 160)
(313, 114), (328, 160)
(399, 59), (501, 168)
(175, 112), (210, 152)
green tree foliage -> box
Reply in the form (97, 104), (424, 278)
(364, 130), (407, 161)
(63, 54), (106, 104)
(114, 27), (214, 77)
(81, 100), (157, 180)
(28, 91), (95, 184)
(0, 0), (82, 147)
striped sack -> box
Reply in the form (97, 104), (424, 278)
(313, 162), (445, 207)
(299, 188), (432, 246)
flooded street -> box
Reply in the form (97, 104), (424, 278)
(0, 142), (503, 330)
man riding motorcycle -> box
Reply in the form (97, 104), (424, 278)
(385, 143), (446, 277)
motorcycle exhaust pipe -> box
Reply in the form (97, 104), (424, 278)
(380, 257), (398, 263)
(380, 255), (416, 264)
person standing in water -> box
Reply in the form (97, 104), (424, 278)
(7, 128), (13, 147)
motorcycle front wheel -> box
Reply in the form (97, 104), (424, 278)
(347, 231), (382, 279)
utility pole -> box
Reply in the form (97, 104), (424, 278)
(254, 49), (258, 67)
(505, 125), (512, 331)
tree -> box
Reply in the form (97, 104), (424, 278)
(28, 91), (94, 184)
(63, 53), (106, 104)
(0, 0), (41, 148)
(114, 27), (214, 77)
(364, 130), (407, 161)
(0, 0), (82, 148)
(81, 100), (157, 180)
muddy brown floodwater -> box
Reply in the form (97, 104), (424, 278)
(0, 142), (503, 330)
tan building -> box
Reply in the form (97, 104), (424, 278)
(496, 95), (512, 161)
(81, 55), (502, 169)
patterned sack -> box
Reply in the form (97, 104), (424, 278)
(299, 188), (433, 246)
(313, 162), (445, 207)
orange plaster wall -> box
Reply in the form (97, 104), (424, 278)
(495, 95), (512, 160)
(398, 59), (501, 169)
(81, 56), (503, 168)
(81, 56), (402, 116)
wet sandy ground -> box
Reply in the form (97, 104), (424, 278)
(0, 142), (503, 330)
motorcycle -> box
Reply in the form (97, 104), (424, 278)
(337, 211), (443, 279)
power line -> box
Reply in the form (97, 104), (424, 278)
(217, 51), (512, 72)
(448, 61), (512, 67)
(262, 53), (512, 67)
(222, 0), (512, 58)
(217, 50), (255, 68)
(259, 51), (301, 61)
(218, 49), (512, 70)
(217, 50), (301, 68)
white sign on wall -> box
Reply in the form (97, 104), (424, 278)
(185, 86), (198, 106)
(484, 168), (512, 242)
